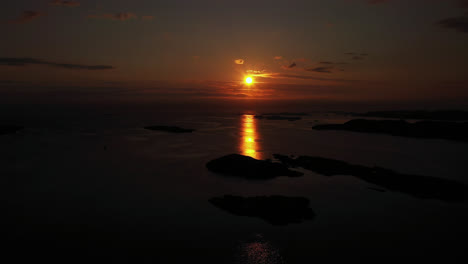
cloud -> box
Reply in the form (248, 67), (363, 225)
(345, 52), (368, 60)
(437, 13), (468, 33)
(366, 0), (390, 4)
(319, 61), (348, 65)
(234, 59), (244, 65)
(264, 73), (361, 83)
(281, 62), (297, 69)
(0, 58), (43, 66)
(274, 56), (283, 60)
(305, 67), (333, 73)
(51, 63), (114, 70)
(50, 0), (80, 7)
(246, 69), (266, 74)
(88, 13), (137, 21)
(0, 57), (115, 70)
(435, 1), (468, 33)
(142, 15), (154, 21)
(8, 11), (44, 24)
(362, 0), (468, 8)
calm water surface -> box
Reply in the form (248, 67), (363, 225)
(2, 107), (468, 262)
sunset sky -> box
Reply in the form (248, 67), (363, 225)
(1, 0), (468, 105)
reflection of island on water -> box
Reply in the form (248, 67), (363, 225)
(240, 114), (262, 160)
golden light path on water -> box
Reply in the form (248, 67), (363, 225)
(240, 114), (262, 160)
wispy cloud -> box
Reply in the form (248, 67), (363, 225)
(437, 13), (468, 33)
(281, 62), (297, 69)
(319, 61), (348, 65)
(0, 58), (115, 70)
(366, 0), (390, 4)
(8, 11), (44, 24)
(50, 0), (80, 7)
(345, 52), (368, 60)
(305, 67), (333, 73)
(262, 73), (361, 83)
(88, 13), (137, 21)
(234, 59), (244, 65)
(274, 56), (283, 60)
(246, 69), (266, 75)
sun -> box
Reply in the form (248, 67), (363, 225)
(245, 76), (253, 85)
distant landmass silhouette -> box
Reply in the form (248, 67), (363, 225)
(209, 195), (315, 225)
(255, 115), (302, 121)
(263, 112), (308, 116)
(144, 125), (195, 133)
(313, 119), (468, 142)
(355, 110), (468, 121)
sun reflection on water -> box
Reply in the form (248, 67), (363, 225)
(240, 114), (262, 159)
(234, 234), (284, 264)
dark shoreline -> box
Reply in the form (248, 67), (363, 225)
(354, 110), (468, 121)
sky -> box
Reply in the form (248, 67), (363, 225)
(1, 0), (468, 107)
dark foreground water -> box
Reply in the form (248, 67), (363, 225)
(1, 104), (468, 263)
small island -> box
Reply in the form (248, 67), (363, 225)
(0, 125), (23, 135)
(206, 154), (303, 179)
(209, 195), (315, 225)
(144, 125), (195, 133)
(313, 119), (468, 142)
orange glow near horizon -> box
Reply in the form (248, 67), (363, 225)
(240, 114), (261, 159)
